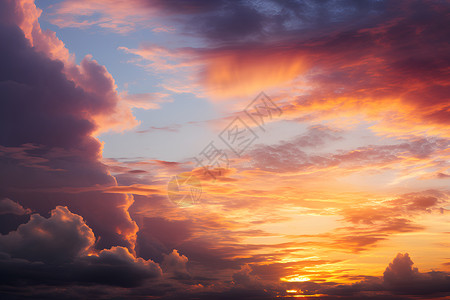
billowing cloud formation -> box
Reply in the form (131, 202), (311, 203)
(75, 246), (162, 287)
(162, 249), (190, 279)
(0, 0), (139, 251)
(0, 206), (94, 264)
(277, 253), (450, 298)
(0, 206), (162, 293)
(3, 0), (138, 133)
(383, 253), (450, 295)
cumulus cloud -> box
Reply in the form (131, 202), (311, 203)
(0, 206), (95, 264)
(383, 253), (450, 295)
(0, 206), (161, 290)
(74, 246), (162, 287)
(161, 249), (191, 279)
(1, 0), (138, 133)
(290, 253), (450, 298)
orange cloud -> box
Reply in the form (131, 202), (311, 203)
(201, 47), (308, 98)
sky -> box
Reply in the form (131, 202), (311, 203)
(0, 0), (449, 299)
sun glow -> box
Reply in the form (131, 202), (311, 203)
(280, 275), (311, 282)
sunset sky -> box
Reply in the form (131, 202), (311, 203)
(0, 0), (449, 299)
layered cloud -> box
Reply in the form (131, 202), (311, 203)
(247, 133), (449, 176)
(110, 0), (450, 138)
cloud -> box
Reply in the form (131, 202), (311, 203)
(121, 91), (172, 110)
(119, 43), (309, 98)
(136, 124), (181, 134)
(1, 1), (449, 299)
(324, 190), (449, 252)
(162, 249), (191, 279)
(134, 216), (193, 261)
(74, 246), (162, 287)
(1, 0), (138, 134)
(0, 206), (162, 291)
(66, 54), (139, 134)
(285, 253), (450, 298)
(436, 172), (450, 179)
(389, 193), (442, 212)
(0, 0), (144, 253)
(0, 198), (31, 215)
(232, 264), (261, 288)
(0, 206), (95, 264)
(48, 0), (154, 33)
(112, 0), (450, 136)
(247, 135), (449, 174)
(383, 253), (450, 295)
(48, 0), (384, 42)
